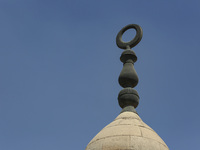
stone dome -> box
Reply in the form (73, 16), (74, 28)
(86, 24), (169, 150)
(85, 111), (169, 150)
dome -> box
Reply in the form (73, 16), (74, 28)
(86, 111), (169, 150)
(86, 24), (169, 150)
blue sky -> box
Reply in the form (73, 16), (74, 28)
(0, 0), (200, 149)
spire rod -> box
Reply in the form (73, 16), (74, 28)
(116, 24), (143, 113)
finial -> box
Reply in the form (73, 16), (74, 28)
(116, 24), (143, 113)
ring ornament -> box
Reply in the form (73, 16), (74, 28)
(116, 24), (143, 49)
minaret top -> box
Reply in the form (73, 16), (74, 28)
(116, 24), (142, 113)
(85, 24), (169, 150)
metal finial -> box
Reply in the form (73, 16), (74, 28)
(116, 24), (142, 113)
(116, 24), (143, 50)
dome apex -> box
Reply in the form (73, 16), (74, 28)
(86, 112), (169, 150)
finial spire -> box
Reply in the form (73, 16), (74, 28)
(116, 24), (143, 113)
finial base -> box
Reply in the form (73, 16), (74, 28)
(118, 88), (139, 108)
(120, 105), (137, 114)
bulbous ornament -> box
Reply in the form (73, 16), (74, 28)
(118, 62), (138, 88)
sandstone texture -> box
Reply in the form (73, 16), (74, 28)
(86, 112), (169, 150)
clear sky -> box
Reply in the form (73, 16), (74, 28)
(0, 0), (200, 150)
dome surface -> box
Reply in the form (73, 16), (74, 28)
(86, 112), (169, 150)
